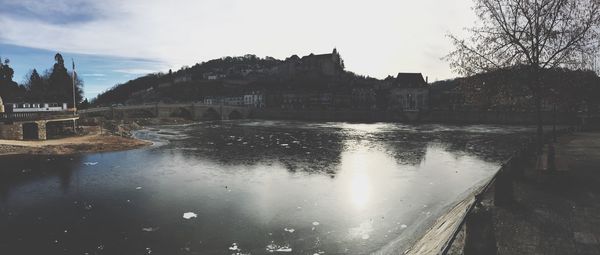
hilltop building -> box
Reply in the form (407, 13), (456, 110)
(0, 95), (4, 113)
(280, 48), (344, 78)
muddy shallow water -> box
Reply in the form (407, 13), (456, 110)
(0, 121), (534, 254)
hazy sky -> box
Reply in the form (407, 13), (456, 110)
(0, 0), (476, 99)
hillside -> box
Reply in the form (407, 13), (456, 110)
(93, 49), (376, 106)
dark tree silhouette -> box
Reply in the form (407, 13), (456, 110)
(46, 53), (83, 107)
(25, 69), (46, 101)
(447, 0), (600, 148)
(0, 57), (25, 101)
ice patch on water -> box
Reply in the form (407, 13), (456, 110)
(136, 187), (143, 190)
(183, 212), (197, 219)
(312, 221), (320, 226)
(277, 247), (292, 252)
(400, 224), (408, 229)
(229, 243), (240, 251)
(266, 243), (292, 253)
(349, 221), (373, 240)
(283, 227), (295, 233)
(142, 227), (159, 232)
(83, 162), (98, 166)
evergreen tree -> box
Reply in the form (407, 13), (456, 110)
(25, 69), (46, 101)
(0, 57), (25, 101)
(46, 53), (83, 107)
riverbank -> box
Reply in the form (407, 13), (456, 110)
(491, 132), (600, 254)
(0, 127), (151, 156)
(439, 131), (600, 254)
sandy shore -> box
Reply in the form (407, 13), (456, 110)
(0, 129), (152, 156)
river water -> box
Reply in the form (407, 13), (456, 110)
(0, 121), (533, 254)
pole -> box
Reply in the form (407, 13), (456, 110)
(72, 59), (77, 134)
(553, 104), (557, 142)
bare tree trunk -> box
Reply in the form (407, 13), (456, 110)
(533, 67), (544, 152)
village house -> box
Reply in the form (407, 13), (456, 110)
(388, 73), (430, 111)
(351, 87), (377, 110)
(243, 91), (265, 108)
(174, 74), (192, 83)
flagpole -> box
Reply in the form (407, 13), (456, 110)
(72, 58), (77, 134)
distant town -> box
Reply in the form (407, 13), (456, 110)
(90, 48), (599, 118)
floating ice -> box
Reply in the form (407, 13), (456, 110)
(183, 212), (198, 219)
(266, 243), (292, 253)
(83, 162), (98, 166)
(280, 144), (289, 147)
(142, 227), (159, 232)
(312, 221), (320, 226)
(276, 247), (292, 252)
(229, 243), (240, 251)
(283, 227), (295, 233)
(145, 247), (152, 254)
(361, 234), (370, 240)
(136, 187), (143, 190)
(400, 224), (407, 229)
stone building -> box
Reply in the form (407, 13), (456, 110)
(388, 73), (430, 111)
(279, 48), (344, 78)
(243, 91), (265, 108)
(0, 95), (4, 113)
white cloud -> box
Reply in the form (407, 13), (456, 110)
(0, 0), (476, 80)
(81, 73), (105, 77)
(113, 68), (158, 75)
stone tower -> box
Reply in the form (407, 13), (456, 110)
(0, 95), (4, 113)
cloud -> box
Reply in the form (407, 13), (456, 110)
(113, 69), (157, 75)
(81, 73), (105, 77)
(0, 0), (476, 80)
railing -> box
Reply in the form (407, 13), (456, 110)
(79, 102), (250, 114)
(0, 112), (78, 121)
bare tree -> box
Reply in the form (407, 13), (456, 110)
(447, 0), (600, 148)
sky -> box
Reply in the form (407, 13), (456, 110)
(0, 0), (477, 99)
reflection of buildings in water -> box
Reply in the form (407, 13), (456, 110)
(173, 124), (345, 175)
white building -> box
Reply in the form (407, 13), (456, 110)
(243, 92), (265, 108)
(8, 103), (68, 113)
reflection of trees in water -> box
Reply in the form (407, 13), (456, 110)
(0, 155), (83, 202)
(165, 123), (345, 175)
(159, 122), (531, 176)
(374, 131), (530, 165)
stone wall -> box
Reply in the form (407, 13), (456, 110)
(0, 123), (23, 140)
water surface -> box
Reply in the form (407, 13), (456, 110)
(0, 121), (531, 254)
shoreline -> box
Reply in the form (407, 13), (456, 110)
(0, 129), (152, 156)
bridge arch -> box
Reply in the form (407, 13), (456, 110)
(202, 108), (220, 120)
(228, 110), (243, 120)
(125, 109), (155, 118)
(22, 123), (39, 140)
(170, 107), (193, 119)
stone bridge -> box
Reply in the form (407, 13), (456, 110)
(0, 112), (79, 140)
(79, 103), (252, 121)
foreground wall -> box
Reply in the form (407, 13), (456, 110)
(0, 123), (23, 140)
